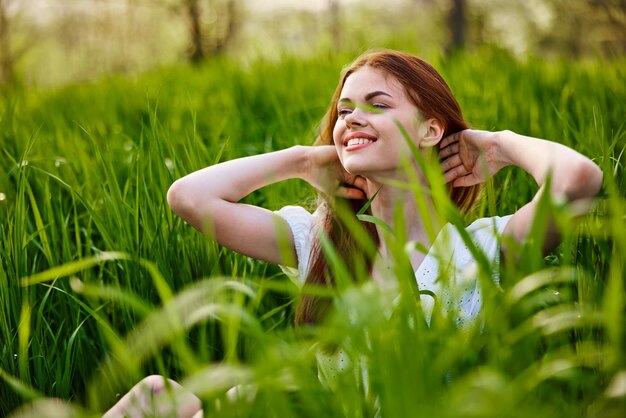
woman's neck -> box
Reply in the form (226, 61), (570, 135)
(365, 178), (441, 271)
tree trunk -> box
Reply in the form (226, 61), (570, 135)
(329, 0), (341, 51)
(212, 0), (237, 55)
(0, 0), (15, 84)
(186, 0), (204, 63)
(448, 0), (465, 52)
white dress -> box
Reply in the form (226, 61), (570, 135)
(275, 205), (513, 326)
(275, 205), (513, 388)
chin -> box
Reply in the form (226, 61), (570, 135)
(342, 158), (384, 175)
(341, 161), (367, 176)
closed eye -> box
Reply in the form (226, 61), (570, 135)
(370, 103), (389, 111)
(361, 102), (389, 114)
(337, 106), (353, 118)
(336, 102), (388, 118)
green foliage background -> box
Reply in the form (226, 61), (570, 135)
(0, 47), (625, 416)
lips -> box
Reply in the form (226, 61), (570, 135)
(343, 132), (378, 148)
(346, 137), (375, 147)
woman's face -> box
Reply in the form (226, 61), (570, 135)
(333, 66), (433, 180)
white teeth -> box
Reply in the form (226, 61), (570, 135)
(346, 138), (374, 147)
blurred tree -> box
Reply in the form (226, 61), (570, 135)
(451, 0), (626, 57)
(328, 0), (341, 51)
(211, 0), (238, 55)
(591, 0), (626, 26)
(448, 0), (466, 51)
(181, 0), (239, 63)
(142, 0), (238, 63)
(531, 0), (626, 57)
(186, 0), (205, 62)
(0, 0), (9, 84)
(7, 0), (626, 87)
(0, 0), (33, 85)
(589, 0), (626, 52)
(414, 0), (466, 54)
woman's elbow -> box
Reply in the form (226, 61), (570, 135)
(565, 159), (603, 201)
(167, 179), (201, 223)
(167, 180), (186, 215)
(167, 180), (219, 234)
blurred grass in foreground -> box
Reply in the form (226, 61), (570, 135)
(0, 48), (625, 417)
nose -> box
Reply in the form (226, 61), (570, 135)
(344, 107), (367, 128)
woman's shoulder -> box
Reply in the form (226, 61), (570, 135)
(274, 205), (320, 232)
(274, 205), (322, 282)
(432, 214), (513, 251)
(426, 214), (513, 269)
(466, 214), (513, 236)
(275, 204), (314, 219)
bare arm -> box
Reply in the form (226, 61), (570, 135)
(167, 145), (365, 266)
(440, 129), (603, 252)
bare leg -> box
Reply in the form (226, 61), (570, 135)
(103, 375), (203, 418)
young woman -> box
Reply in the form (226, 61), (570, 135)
(104, 49), (603, 417)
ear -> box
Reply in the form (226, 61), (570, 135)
(419, 118), (445, 148)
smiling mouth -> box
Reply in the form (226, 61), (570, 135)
(346, 137), (376, 147)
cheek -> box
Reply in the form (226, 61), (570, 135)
(411, 118), (422, 138)
(332, 121), (343, 146)
(333, 141), (344, 164)
(390, 117), (420, 146)
(332, 123), (346, 162)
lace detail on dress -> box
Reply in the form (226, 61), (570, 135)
(414, 214), (513, 327)
(276, 205), (512, 327)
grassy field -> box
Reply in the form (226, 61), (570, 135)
(1, 47), (625, 417)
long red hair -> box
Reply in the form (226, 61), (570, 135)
(295, 50), (481, 325)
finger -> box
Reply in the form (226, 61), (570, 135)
(338, 186), (366, 200)
(439, 132), (461, 149)
(351, 175), (367, 191)
(343, 174), (367, 191)
(338, 180), (366, 195)
(452, 175), (481, 188)
(440, 155), (462, 172)
(438, 142), (459, 159)
(443, 164), (469, 183)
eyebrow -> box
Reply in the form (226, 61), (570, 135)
(338, 90), (392, 104)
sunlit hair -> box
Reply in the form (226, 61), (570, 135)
(295, 49), (482, 325)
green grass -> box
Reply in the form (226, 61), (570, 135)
(0, 47), (625, 417)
